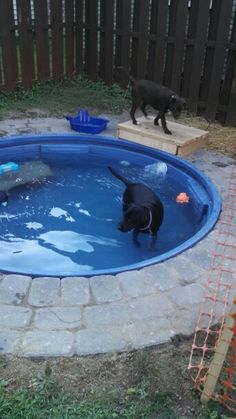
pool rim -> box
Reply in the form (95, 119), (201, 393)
(0, 133), (221, 277)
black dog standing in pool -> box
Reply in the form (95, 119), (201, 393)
(108, 167), (164, 249)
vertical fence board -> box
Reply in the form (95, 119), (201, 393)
(0, 0), (18, 89)
(205, 0), (234, 120)
(115, 0), (131, 85)
(0, 48), (2, 86)
(226, 66), (236, 126)
(50, 0), (64, 81)
(150, 0), (168, 84)
(200, 0), (221, 104)
(183, 0), (211, 112)
(164, 0), (176, 88)
(84, 0), (98, 80)
(34, 0), (50, 81)
(100, 0), (114, 84)
(220, 8), (236, 107)
(100, 0), (106, 79)
(65, 0), (75, 77)
(182, 0), (198, 99)
(136, 0), (150, 79)
(131, 0), (139, 77)
(16, 0), (35, 86)
(119, 0), (131, 72)
(224, 7), (236, 125)
(75, 0), (84, 74)
(169, 0), (188, 93)
(147, 0), (157, 81)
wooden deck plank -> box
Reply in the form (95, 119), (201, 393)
(117, 116), (208, 156)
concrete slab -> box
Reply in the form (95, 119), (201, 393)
(117, 116), (209, 156)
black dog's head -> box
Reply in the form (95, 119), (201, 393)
(169, 96), (186, 120)
(119, 205), (150, 232)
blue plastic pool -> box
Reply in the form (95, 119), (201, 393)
(0, 134), (221, 277)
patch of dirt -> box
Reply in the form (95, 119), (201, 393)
(181, 115), (236, 158)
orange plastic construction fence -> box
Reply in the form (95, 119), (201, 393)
(188, 163), (236, 412)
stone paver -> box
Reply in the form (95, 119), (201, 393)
(84, 301), (132, 327)
(75, 327), (127, 355)
(0, 275), (31, 305)
(125, 318), (173, 348)
(0, 117), (235, 357)
(117, 270), (158, 297)
(19, 331), (74, 357)
(60, 277), (90, 305)
(0, 306), (32, 328)
(90, 275), (123, 303)
(129, 294), (174, 321)
(33, 307), (82, 330)
(167, 283), (204, 307)
(28, 277), (60, 306)
(0, 331), (21, 354)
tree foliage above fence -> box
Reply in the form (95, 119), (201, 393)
(0, 0), (236, 126)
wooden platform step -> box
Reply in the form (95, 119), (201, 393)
(117, 116), (208, 156)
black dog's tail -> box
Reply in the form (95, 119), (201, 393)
(108, 166), (131, 186)
(117, 66), (136, 86)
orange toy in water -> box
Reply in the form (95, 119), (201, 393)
(176, 192), (190, 204)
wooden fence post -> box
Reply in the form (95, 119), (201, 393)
(201, 298), (236, 403)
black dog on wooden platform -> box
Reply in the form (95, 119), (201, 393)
(119, 67), (185, 135)
(109, 166), (164, 248)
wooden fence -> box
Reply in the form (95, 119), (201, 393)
(0, 0), (236, 126)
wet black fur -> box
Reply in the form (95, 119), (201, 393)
(109, 166), (164, 248)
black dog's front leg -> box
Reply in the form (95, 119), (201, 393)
(130, 90), (141, 125)
(149, 233), (157, 251)
(140, 102), (148, 117)
(154, 112), (160, 126)
(132, 229), (140, 247)
(160, 112), (172, 135)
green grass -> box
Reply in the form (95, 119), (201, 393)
(0, 370), (228, 419)
(0, 387), (174, 419)
(0, 345), (230, 419)
(0, 77), (130, 118)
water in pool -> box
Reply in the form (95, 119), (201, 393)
(0, 157), (202, 276)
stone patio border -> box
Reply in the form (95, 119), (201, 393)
(0, 117), (235, 357)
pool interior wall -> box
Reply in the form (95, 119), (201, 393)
(0, 134), (221, 277)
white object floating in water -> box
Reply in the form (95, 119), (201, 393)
(144, 162), (168, 176)
(119, 160), (130, 167)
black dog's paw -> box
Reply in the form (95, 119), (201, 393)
(154, 119), (159, 126)
(164, 129), (172, 135)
